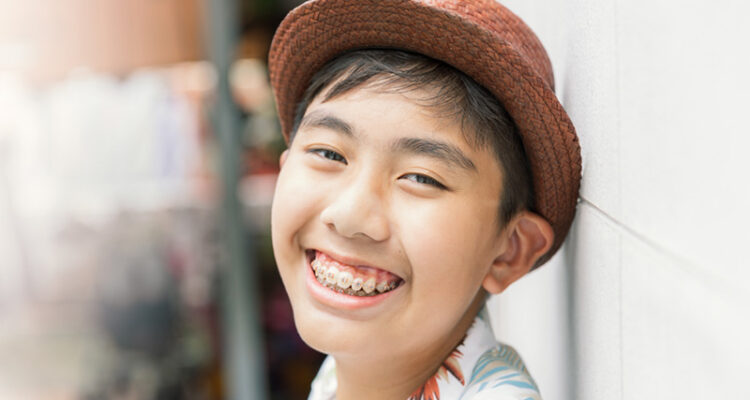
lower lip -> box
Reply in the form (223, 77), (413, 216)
(305, 259), (399, 310)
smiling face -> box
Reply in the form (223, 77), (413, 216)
(271, 85), (509, 365)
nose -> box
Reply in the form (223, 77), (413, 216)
(319, 178), (390, 242)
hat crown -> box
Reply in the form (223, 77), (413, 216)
(416, 0), (555, 90)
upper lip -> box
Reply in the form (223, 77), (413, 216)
(308, 248), (404, 280)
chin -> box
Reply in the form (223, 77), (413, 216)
(292, 307), (360, 355)
(290, 301), (392, 358)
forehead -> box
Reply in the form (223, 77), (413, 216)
(312, 80), (475, 144)
(307, 84), (467, 145)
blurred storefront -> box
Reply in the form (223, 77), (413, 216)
(0, 1), (321, 399)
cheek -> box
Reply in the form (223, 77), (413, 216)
(397, 199), (495, 293)
(271, 159), (321, 249)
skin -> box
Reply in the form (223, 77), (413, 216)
(271, 85), (554, 400)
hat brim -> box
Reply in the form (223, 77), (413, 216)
(269, 0), (581, 266)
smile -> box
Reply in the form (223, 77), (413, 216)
(309, 250), (403, 297)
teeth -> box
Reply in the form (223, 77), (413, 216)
(336, 271), (353, 289)
(312, 255), (401, 297)
(363, 278), (376, 294)
(325, 267), (339, 284)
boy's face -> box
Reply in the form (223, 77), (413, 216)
(271, 85), (508, 363)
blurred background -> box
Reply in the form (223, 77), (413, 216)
(0, 0), (321, 399)
(3, 0), (750, 400)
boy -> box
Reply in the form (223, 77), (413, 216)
(268, 1), (581, 399)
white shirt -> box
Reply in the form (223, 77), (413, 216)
(308, 310), (542, 400)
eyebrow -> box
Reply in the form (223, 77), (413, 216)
(393, 137), (477, 172)
(299, 111), (476, 172)
(299, 111), (355, 137)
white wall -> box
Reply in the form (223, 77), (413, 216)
(489, 1), (750, 399)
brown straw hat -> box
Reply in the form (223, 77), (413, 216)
(268, 0), (581, 266)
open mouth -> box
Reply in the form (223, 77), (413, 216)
(306, 250), (403, 297)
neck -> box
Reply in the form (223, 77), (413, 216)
(334, 356), (437, 400)
(332, 294), (485, 400)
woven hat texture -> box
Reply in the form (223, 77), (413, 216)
(268, 0), (582, 266)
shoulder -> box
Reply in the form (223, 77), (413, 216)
(459, 343), (542, 400)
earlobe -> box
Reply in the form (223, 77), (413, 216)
(481, 211), (555, 294)
(279, 149), (289, 168)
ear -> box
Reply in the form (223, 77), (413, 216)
(279, 149), (289, 168)
(482, 211), (555, 294)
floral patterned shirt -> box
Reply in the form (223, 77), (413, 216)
(308, 310), (542, 400)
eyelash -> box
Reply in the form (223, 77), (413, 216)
(401, 173), (447, 189)
(310, 148), (347, 164)
(308, 148), (446, 189)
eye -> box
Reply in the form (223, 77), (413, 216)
(309, 148), (347, 164)
(400, 173), (447, 190)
